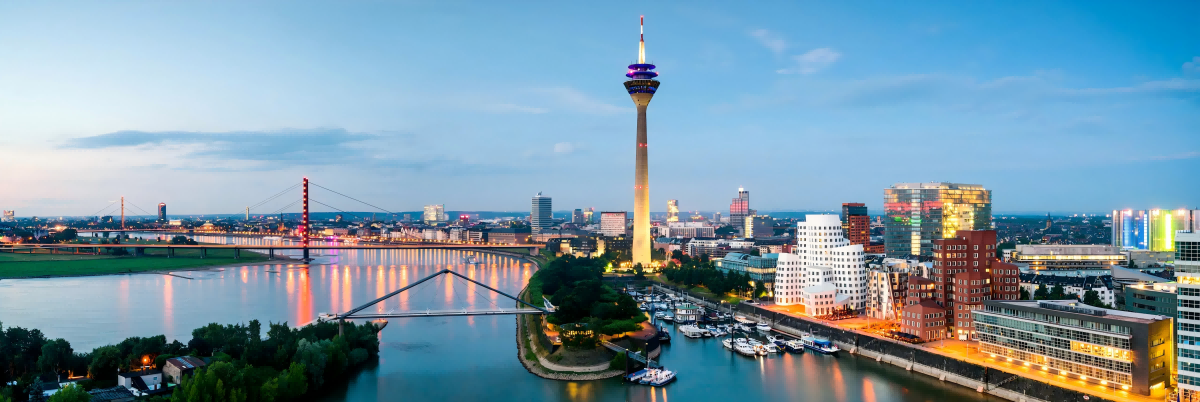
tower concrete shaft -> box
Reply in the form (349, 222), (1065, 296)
(624, 17), (659, 267)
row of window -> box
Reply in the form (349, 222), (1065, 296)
(984, 306), (1131, 335)
(975, 314), (1131, 348)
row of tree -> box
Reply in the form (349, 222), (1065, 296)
(0, 319), (378, 402)
(1019, 284), (1111, 308)
(660, 251), (759, 297)
(538, 255), (647, 343)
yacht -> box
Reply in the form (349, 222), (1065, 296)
(722, 338), (734, 350)
(661, 312), (674, 323)
(783, 340), (805, 353)
(734, 342), (758, 357)
(763, 342), (780, 354)
(801, 334), (841, 355)
(646, 368), (677, 386)
(678, 325), (705, 339)
(654, 311), (666, 320)
(766, 335), (786, 346)
(625, 369), (649, 383)
(734, 315), (754, 325)
(756, 322), (772, 332)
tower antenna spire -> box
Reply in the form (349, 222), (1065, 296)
(638, 16), (645, 64)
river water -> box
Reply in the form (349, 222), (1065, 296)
(0, 234), (996, 401)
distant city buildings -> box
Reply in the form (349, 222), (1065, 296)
(572, 208), (585, 225)
(730, 188), (750, 235)
(884, 182), (992, 257)
(531, 192), (552, 232)
(599, 212), (627, 237)
(3, 210), (14, 222)
(583, 208), (594, 224)
(659, 222), (715, 238)
(744, 215), (773, 239)
(158, 203), (167, 223)
(666, 199), (679, 222)
(1012, 244), (1126, 277)
(1112, 208), (1199, 251)
(423, 205), (445, 224)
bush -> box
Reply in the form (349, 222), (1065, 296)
(609, 352), (627, 370)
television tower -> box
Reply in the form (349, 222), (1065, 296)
(625, 16), (660, 267)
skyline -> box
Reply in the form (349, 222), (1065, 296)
(2, 1), (1199, 216)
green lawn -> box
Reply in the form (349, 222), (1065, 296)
(0, 251), (271, 279)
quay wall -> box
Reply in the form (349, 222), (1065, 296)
(651, 284), (1115, 402)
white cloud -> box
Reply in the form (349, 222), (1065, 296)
(776, 48), (842, 75)
(1184, 57), (1200, 74)
(533, 87), (630, 115)
(553, 142), (575, 154)
(749, 29), (787, 56)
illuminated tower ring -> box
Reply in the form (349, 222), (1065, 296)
(626, 16), (659, 267)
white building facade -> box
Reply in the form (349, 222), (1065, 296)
(1175, 231), (1200, 401)
(773, 214), (868, 315)
(599, 212), (627, 237)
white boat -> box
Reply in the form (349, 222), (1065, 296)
(763, 342), (780, 354)
(756, 322), (772, 332)
(647, 368), (676, 386)
(734, 342), (758, 357)
(722, 338), (733, 350)
(662, 313), (674, 323)
(734, 315), (754, 324)
(625, 369), (649, 382)
(802, 334), (841, 355)
(766, 335), (785, 346)
(783, 340), (805, 353)
(678, 325), (705, 339)
(654, 311), (666, 320)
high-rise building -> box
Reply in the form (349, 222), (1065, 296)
(599, 212), (627, 237)
(625, 16), (659, 267)
(572, 209), (585, 225)
(1113, 208), (1197, 251)
(884, 182), (992, 257)
(730, 188), (750, 234)
(2, 210), (14, 222)
(745, 215), (774, 238)
(423, 205), (444, 224)
(774, 215), (867, 313)
(667, 200), (679, 222)
(841, 202), (872, 250)
(922, 230), (1019, 341)
(583, 208), (594, 224)
(157, 203), (167, 223)
(531, 192), (552, 232)
(713, 212), (722, 223)
(1175, 231), (1200, 401)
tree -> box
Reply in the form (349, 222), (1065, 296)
(37, 338), (73, 376)
(748, 248), (761, 257)
(292, 339), (328, 389)
(1049, 284), (1067, 300)
(1033, 284), (1049, 300)
(632, 263), (646, 280)
(89, 345), (123, 382)
(46, 384), (89, 402)
(1082, 289), (1108, 308)
(753, 281), (767, 299)
(1019, 286), (1031, 300)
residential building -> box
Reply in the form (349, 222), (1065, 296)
(1013, 244), (1127, 277)
(745, 215), (773, 238)
(1113, 208), (1199, 251)
(653, 237), (684, 255)
(900, 276), (946, 340)
(423, 204), (444, 224)
(884, 182), (992, 257)
(1175, 231), (1200, 401)
(1019, 274), (1116, 308)
(775, 215), (867, 313)
(730, 188), (749, 235)
(162, 356), (206, 384)
(717, 252), (778, 294)
(754, 237), (792, 255)
(531, 192), (552, 232)
(667, 200), (679, 222)
(868, 266), (912, 320)
(930, 230), (1020, 340)
(117, 369), (164, 394)
(842, 202), (884, 254)
(88, 387), (136, 402)
(974, 299), (1173, 395)
(599, 212), (627, 237)
(599, 235), (632, 256)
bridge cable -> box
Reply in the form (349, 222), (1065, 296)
(235, 183), (302, 218)
(309, 182), (396, 215)
(309, 199), (373, 222)
(89, 201), (118, 218)
(453, 266), (502, 310)
(266, 199), (302, 216)
(126, 201), (156, 217)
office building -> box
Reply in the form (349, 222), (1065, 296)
(531, 192), (552, 232)
(686, 238), (755, 259)
(713, 212), (722, 223)
(666, 199), (679, 222)
(974, 299), (1172, 395)
(730, 188), (750, 235)
(1175, 231), (1200, 402)
(3, 210), (15, 222)
(745, 215), (774, 238)
(157, 203), (166, 223)
(583, 208), (594, 224)
(774, 215), (867, 313)
(1013, 245), (1127, 277)
(625, 17), (659, 267)
(1113, 209), (1198, 251)
(572, 209), (585, 225)
(599, 212), (627, 237)
(841, 202), (882, 253)
(659, 222), (715, 238)
(488, 228), (532, 244)
(884, 182), (992, 257)
(716, 253), (778, 294)
(423, 205), (445, 224)
(929, 230), (1020, 340)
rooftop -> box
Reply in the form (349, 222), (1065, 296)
(986, 299), (1169, 325)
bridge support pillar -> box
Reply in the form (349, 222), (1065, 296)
(135, 248), (145, 257)
(303, 247), (310, 262)
(234, 248), (240, 259)
(338, 319), (344, 337)
(167, 247), (174, 258)
(530, 247), (539, 256)
(200, 248), (206, 259)
(269, 248), (274, 259)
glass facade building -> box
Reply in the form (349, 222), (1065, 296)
(1113, 209), (1199, 252)
(1175, 232), (1200, 402)
(884, 182), (992, 257)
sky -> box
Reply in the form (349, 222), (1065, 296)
(1, 1), (1198, 217)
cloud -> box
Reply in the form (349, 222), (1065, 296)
(1149, 151), (1200, 161)
(533, 87), (631, 115)
(480, 103), (548, 114)
(776, 48), (842, 75)
(60, 128), (511, 175)
(553, 142), (575, 154)
(1185, 57), (1200, 74)
(749, 29), (787, 56)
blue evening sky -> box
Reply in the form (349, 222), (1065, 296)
(1, 1), (1197, 216)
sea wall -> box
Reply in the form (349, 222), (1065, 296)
(651, 284), (1117, 402)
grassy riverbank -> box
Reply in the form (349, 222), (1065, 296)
(0, 250), (273, 279)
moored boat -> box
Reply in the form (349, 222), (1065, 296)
(625, 369), (649, 383)
(722, 338), (733, 350)
(784, 340), (805, 353)
(734, 342), (758, 357)
(801, 334), (840, 355)
(756, 322), (771, 332)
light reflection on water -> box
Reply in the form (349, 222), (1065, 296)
(0, 233), (1002, 402)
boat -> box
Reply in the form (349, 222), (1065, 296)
(678, 325), (705, 339)
(766, 335), (786, 346)
(462, 256), (480, 265)
(370, 318), (389, 331)
(722, 338), (733, 350)
(625, 369), (649, 383)
(662, 313), (674, 323)
(756, 322), (772, 332)
(763, 342), (780, 354)
(734, 315), (754, 324)
(783, 340), (805, 353)
(656, 326), (671, 343)
(802, 334), (841, 355)
(747, 339), (768, 356)
(646, 369), (676, 386)
(654, 311), (666, 320)
(734, 342), (758, 357)
(735, 323), (753, 333)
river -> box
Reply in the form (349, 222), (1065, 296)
(0, 233), (996, 401)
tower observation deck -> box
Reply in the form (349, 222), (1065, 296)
(626, 16), (658, 267)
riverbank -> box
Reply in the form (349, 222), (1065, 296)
(0, 249), (279, 279)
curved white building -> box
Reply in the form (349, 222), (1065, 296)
(774, 214), (867, 316)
